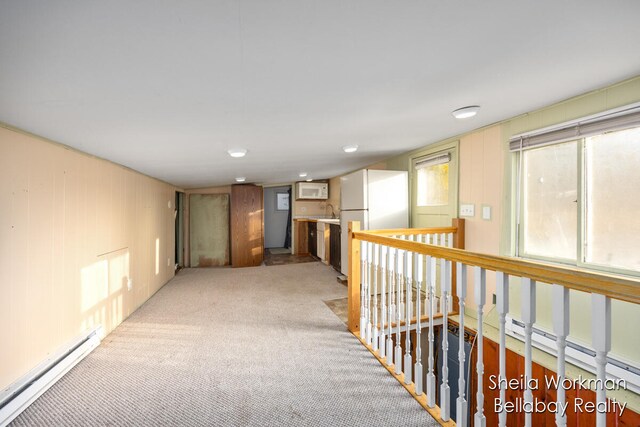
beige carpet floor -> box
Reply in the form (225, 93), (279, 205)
(11, 263), (438, 426)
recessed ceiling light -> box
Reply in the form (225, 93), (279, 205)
(299, 172), (308, 178)
(452, 105), (480, 119)
(342, 144), (358, 153)
(235, 177), (246, 182)
(228, 148), (247, 158)
(306, 178), (312, 182)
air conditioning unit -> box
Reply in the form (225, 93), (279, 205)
(296, 182), (328, 200)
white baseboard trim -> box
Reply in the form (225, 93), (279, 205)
(0, 326), (102, 427)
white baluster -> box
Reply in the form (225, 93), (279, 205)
(440, 259), (446, 314)
(398, 236), (406, 321)
(431, 233), (440, 317)
(496, 272), (509, 427)
(440, 232), (446, 247)
(591, 294), (611, 427)
(415, 236), (424, 395)
(404, 246), (413, 384)
(366, 242), (373, 345)
(440, 259), (452, 421)
(521, 278), (536, 427)
(422, 234), (430, 316)
(426, 251), (437, 408)
(395, 249), (403, 375)
(372, 243), (379, 351)
(359, 240), (367, 340)
(456, 263), (468, 427)
(474, 267), (486, 427)
(379, 245), (387, 358)
(386, 248), (395, 366)
(552, 284), (569, 427)
(448, 232), (454, 248)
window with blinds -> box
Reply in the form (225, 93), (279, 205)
(512, 105), (640, 274)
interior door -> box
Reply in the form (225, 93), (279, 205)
(411, 143), (458, 227)
(189, 194), (230, 267)
(175, 191), (185, 267)
(230, 184), (264, 267)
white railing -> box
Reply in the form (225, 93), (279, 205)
(347, 219), (640, 427)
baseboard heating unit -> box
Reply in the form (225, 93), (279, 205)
(506, 316), (639, 394)
(0, 326), (102, 427)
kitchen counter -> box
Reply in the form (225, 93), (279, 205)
(293, 218), (340, 263)
(293, 217), (339, 224)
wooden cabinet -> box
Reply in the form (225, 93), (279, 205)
(295, 220), (309, 255)
(329, 223), (341, 272)
(308, 222), (317, 257)
(317, 222), (331, 263)
(230, 184), (263, 267)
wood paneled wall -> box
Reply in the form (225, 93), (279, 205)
(0, 125), (176, 391)
(230, 184), (263, 267)
(476, 337), (639, 426)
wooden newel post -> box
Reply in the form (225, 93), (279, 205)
(347, 221), (361, 333)
(451, 218), (465, 310)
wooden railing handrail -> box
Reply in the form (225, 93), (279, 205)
(363, 226), (458, 236)
(352, 231), (640, 305)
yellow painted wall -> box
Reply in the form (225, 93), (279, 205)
(0, 125), (176, 391)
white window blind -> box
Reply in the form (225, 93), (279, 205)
(509, 107), (640, 151)
(414, 152), (451, 170)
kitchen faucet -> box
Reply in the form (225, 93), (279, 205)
(326, 203), (337, 219)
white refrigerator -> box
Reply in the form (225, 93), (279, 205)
(340, 169), (409, 275)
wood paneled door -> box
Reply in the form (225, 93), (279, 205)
(230, 184), (264, 267)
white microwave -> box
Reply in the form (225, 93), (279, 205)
(296, 182), (329, 200)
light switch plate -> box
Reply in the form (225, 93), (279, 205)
(460, 204), (475, 217)
(482, 205), (491, 220)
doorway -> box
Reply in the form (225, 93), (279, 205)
(189, 193), (230, 267)
(263, 185), (292, 254)
(175, 191), (185, 267)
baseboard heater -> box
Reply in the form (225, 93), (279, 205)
(505, 316), (639, 394)
(0, 326), (102, 427)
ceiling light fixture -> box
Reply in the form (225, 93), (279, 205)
(235, 177), (246, 182)
(452, 105), (480, 119)
(299, 172), (308, 178)
(342, 144), (358, 153)
(228, 148), (247, 158)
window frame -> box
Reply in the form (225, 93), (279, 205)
(513, 120), (640, 278)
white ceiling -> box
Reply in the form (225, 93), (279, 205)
(1, 1), (640, 188)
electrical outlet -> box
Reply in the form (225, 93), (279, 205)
(460, 204), (475, 217)
(127, 278), (133, 291)
(167, 258), (171, 267)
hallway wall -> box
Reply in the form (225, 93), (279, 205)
(0, 125), (177, 391)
